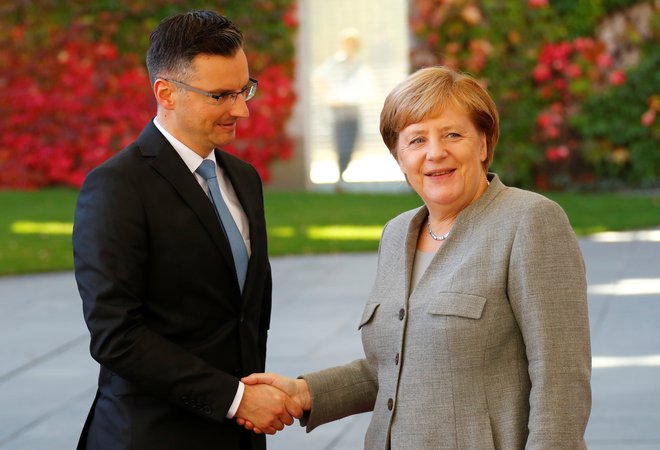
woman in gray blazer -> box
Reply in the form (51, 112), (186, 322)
(241, 66), (592, 449)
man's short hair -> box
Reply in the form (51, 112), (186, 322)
(146, 10), (243, 85)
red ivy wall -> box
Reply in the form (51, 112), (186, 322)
(0, 2), (298, 189)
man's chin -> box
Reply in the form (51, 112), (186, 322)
(211, 134), (236, 148)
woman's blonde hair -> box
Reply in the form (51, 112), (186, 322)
(380, 66), (499, 171)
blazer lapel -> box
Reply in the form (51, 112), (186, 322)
(136, 123), (238, 278)
(404, 207), (430, 298)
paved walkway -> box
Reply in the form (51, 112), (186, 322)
(1, 229), (659, 449)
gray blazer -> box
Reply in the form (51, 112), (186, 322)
(302, 174), (591, 449)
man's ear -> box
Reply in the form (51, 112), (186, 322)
(154, 79), (176, 110)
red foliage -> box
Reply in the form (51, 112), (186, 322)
(532, 38), (624, 168)
(545, 145), (570, 162)
(1, 9), (297, 188)
(409, 1), (493, 76)
(641, 94), (660, 127)
(282, 1), (299, 28)
(527, 0), (549, 8)
(0, 25), (154, 188)
(226, 64), (296, 182)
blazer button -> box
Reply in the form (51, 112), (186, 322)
(394, 353), (399, 365)
(398, 308), (405, 320)
(387, 398), (394, 410)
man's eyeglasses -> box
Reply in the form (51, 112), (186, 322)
(164, 78), (258, 105)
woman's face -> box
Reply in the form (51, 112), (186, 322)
(397, 103), (489, 215)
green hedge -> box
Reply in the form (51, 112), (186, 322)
(410, 0), (659, 189)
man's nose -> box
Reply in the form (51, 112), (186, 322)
(229, 95), (250, 118)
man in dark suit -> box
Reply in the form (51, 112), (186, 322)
(72, 10), (300, 450)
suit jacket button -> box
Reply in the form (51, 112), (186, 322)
(203, 406), (213, 415)
(398, 308), (405, 320)
(387, 398), (394, 410)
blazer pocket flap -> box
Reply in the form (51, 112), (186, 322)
(358, 302), (380, 329)
(427, 293), (486, 319)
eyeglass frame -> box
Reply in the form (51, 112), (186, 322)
(163, 77), (258, 105)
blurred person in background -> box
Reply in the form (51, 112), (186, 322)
(314, 27), (373, 190)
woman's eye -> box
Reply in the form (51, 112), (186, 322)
(409, 137), (424, 145)
(446, 132), (461, 139)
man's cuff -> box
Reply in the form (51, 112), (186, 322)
(226, 381), (245, 419)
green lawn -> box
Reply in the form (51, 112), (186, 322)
(543, 192), (660, 235)
(0, 188), (77, 275)
(0, 188), (658, 275)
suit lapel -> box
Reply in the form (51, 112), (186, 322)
(136, 123), (238, 279)
(404, 207), (429, 299)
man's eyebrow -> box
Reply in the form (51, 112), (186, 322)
(211, 81), (251, 94)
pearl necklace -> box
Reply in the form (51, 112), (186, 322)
(427, 217), (450, 241)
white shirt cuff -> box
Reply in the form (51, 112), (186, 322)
(226, 381), (245, 419)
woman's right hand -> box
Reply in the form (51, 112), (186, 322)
(237, 372), (312, 432)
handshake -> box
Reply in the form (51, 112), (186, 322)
(234, 373), (311, 435)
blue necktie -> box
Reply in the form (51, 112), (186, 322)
(196, 159), (249, 292)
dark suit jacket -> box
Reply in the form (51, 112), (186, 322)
(73, 121), (271, 450)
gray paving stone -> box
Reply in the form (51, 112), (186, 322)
(0, 229), (658, 449)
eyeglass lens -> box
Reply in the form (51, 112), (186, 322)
(220, 81), (256, 104)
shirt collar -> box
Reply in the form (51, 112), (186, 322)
(153, 118), (216, 173)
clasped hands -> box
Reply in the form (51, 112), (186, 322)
(234, 373), (311, 435)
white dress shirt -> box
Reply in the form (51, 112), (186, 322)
(153, 118), (247, 418)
